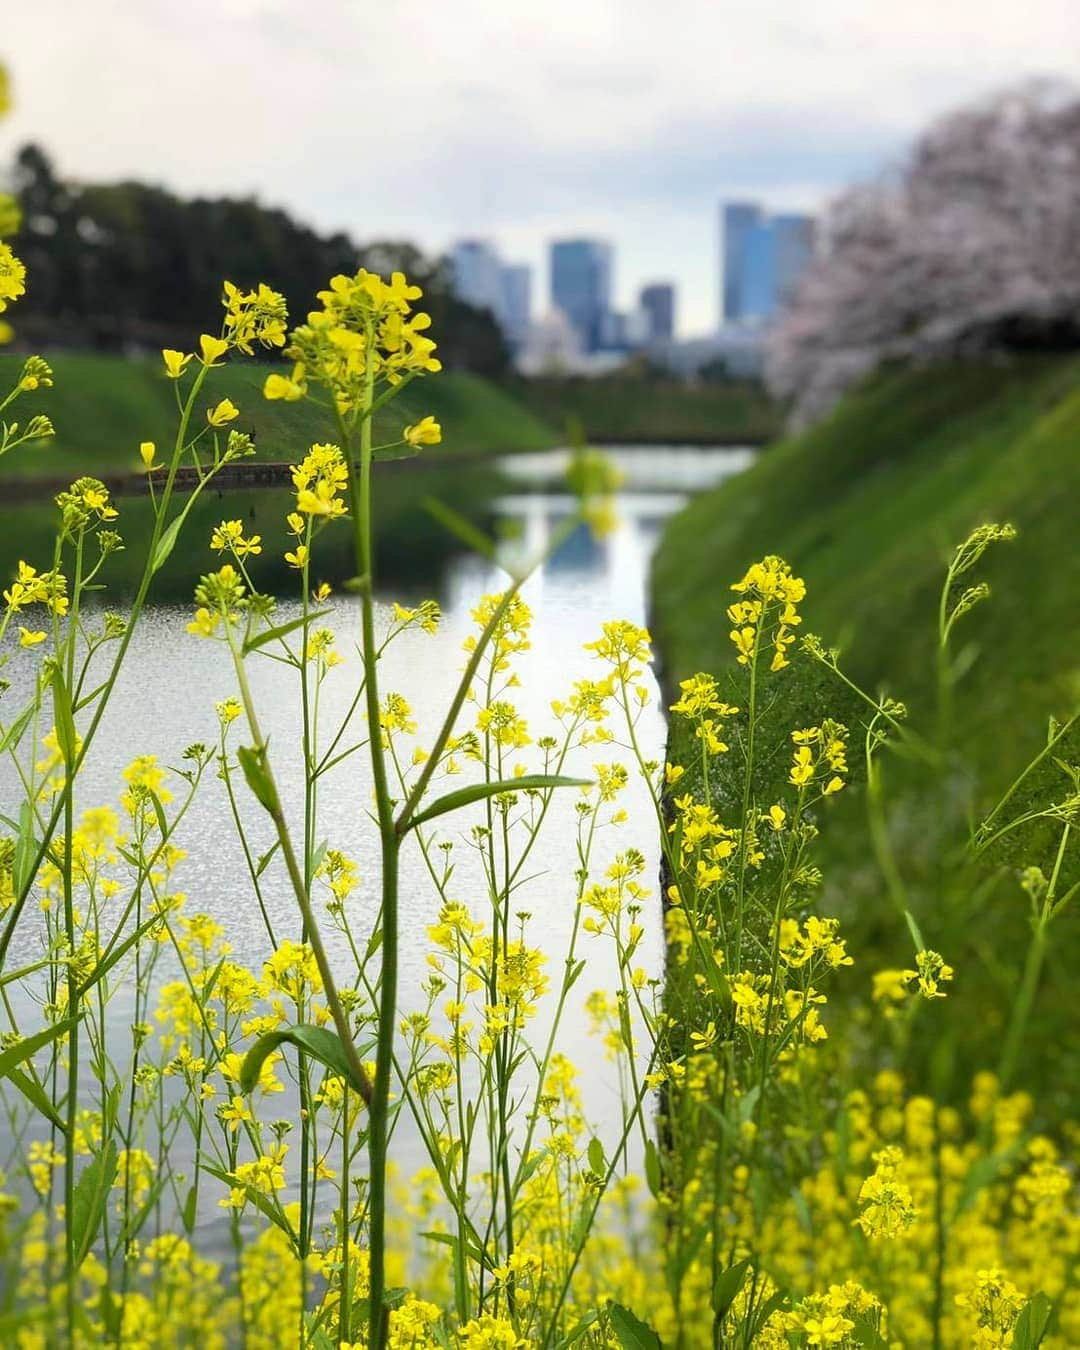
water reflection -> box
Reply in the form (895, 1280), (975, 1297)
(0, 446), (752, 1236)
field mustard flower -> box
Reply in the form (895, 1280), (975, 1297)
(162, 348), (192, 379)
(403, 415), (442, 447)
(198, 333), (229, 366)
(207, 397), (240, 427)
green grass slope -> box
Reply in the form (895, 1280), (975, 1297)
(653, 355), (1080, 764)
(650, 353), (1080, 1103)
(508, 375), (780, 445)
(0, 353), (557, 480)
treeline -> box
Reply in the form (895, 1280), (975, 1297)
(7, 144), (510, 374)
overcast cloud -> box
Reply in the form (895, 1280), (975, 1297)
(5, 1), (1080, 333)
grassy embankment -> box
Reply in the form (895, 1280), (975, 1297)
(0, 353), (557, 595)
(651, 353), (1080, 1106)
(508, 374), (781, 444)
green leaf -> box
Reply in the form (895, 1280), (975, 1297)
(12, 799), (38, 895)
(903, 908), (926, 952)
(151, 514), (185, 575)
(243, 609), (333, 656)
(71, 1140), (118, 1265)
(0, 1018), (77, 1081)
(240, 1024), (371, 1098)
(148, 788), (170, 841)
(643, 1137), (662, 1198)
(1013, 1292), (1054, 1349)
(181, 1183), (199, 1234)
(0, 955), (54, 989)
(422, 496), (497, 561)
(421, 1229), (491, 1270)
(555, 1312), (599, 1350)
(565, 958), (586, 992)
(407, 775), (590, 832)
(255, 841), (280, 878)
(608, 1303), (662, 1350)
(77, 913), (166, 998)
(237, 744), (279, 814)
(50, 666), (77, 768)
(373, 441), (423, 462)
(5, 1066), (67, 1134)
(713, 1259), (749, 1321)
(749, 1290), (787, 1337)
(0, 700), (36, 754)
(587, 1136), (605, 1175)
(203, 1163), (298, 1245)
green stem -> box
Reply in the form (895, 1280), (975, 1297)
(339, 331), (398, 1350)
(997, 821), (1069, 1089)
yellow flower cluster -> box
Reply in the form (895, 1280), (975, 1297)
(728, 554), (805, 671)
(2, 560), (69, 616)
(789, 721), (848, 795)
(268, 268), (440, 416)
(292, 441), (349, 518)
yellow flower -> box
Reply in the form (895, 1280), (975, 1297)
(207, 398), (239, 427)
(210, 519), (261, 557)
(855, 1146), (917, 1238)
(162, 349), (192, 379)
(0, 242), (27, 312)
(403, 415), (442, 448)
(199, 333), (229, 366)
(263, 371), (304, 401)
(284, 544), (309, 570)
(296, 483), (345, 517)
(18, 627), (47, 647)
(186, 607), (220, 638)
(139, 441), (157, 469)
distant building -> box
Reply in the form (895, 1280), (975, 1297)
(639, 283), (675, 343)
(771, 214), (816, 307)
(450, 239), (505, 319)
(550, 239), (613, 353)
(721, 202), (764, 323)
(599, 310), (628, 349)
(499, 264), (532, 352)
(720, 202), (815, 325)
(741, 225), (776, 320)
(516, 307), (584, 375)
(450, 242), (533, 351)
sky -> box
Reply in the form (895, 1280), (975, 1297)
(5, 1), (1080, 336)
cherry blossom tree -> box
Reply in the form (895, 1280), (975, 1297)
(768, 83), (1080, 428)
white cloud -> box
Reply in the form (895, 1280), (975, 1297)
(4, 0), (1080, 332)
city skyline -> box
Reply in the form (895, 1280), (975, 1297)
(451, 195), (814, 358)
(6, 2), (1080, 336)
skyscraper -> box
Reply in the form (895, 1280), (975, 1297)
(771, 214), (816, 306)
(449, 239), (505, 319)
(550, 239), (613, 352)
(721, 202), (763, 323)
(720, 203), (816, 325)
(741, 224), (776, 320)
(499, 264), (532, 352)
(639, 283), (676, 343)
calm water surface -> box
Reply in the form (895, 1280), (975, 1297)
(1, 446), (752, 1229)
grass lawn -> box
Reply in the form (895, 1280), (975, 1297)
(0, 353), (557, 481)
(650, 352), (1080, 1105)
(507, 375), (781, 445)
